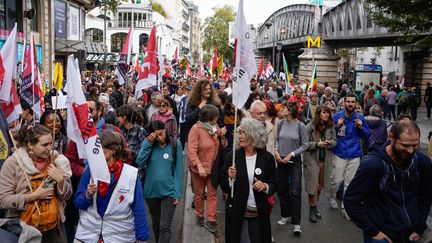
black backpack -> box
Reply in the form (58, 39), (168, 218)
(138, 136), (179, 184)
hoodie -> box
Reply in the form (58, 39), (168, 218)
(344, 144), (432, 242)
(364, 116), (387, 150)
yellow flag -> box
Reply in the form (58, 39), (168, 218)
(217, 55), (223, 77)
(53, 62), (59, 89)
(57, 63), (63, 90)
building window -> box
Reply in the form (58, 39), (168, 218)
(0, 0), (23, 31)
(111, 32), (127, 52)
(139, 33), (149, 49)
(85, 28), (103, 43)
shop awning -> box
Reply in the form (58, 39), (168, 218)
(55, 39), (106, 54)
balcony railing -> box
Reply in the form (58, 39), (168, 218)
(109, 20), (154, 29)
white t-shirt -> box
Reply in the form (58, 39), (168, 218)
(246, 154), (258, 209)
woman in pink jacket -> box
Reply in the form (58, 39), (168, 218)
(188, 104), (226, 234)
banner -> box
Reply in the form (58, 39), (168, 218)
(232, 0), (257, 109)
(0, 24), (17, 103)
(65, 55), (110, 183)
(115, 27), (133, 85)
(20, 34), (44, 119)
(136, 26), (157, 96)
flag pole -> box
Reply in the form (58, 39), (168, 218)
(230, 105), (238, 198)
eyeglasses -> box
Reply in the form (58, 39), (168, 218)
(160, 104), (167, 108)
(89, 108), (95, 112)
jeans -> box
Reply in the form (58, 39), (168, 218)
(277, 157), (302, 224)
(329, 155), (360, 208)
(146, 197), (177, 243)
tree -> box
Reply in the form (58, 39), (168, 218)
(366, 0), (432, 45)
(201, 5), (236, 63)
(99, 0), (125, 14)
(151, 2), (168, 18)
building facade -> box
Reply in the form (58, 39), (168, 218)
(85, 0), (176, 70)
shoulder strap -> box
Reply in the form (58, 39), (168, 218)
(276, 120), (283, 138)
(171, 136), (178, 176)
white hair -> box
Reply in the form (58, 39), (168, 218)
(324, 87), (333, 92)
(239, 118), (268, 149)
(250, 100), (266, 113)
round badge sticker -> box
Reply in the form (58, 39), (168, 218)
(163, 153), (169, 160)
(255, 168), (262, 175)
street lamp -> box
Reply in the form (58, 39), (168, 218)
(276, 43), (282, 74)
(265, 21), (275, 69)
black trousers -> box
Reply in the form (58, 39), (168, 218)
(146, 197), (176, 243)
(240, 217), (264, 243)
(427, 101), (432, 118)
(277, 157), (302, 224)
(410, 107), (418, 121)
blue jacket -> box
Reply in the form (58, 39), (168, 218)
(344, 144), (432, 242)
(332, 110), (370, 159)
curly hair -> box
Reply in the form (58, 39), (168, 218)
(187, 80), (217, 107)
(100, 130), (130, 161)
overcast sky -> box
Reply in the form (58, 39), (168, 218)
(194, 0), (308, 25)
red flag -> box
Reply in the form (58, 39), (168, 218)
(258, 56), (264, 78)
(185, 64), (192, 78)
(0, 24), (17, 102)
(20, 34), (44, 119)
(197, 63), (206, 79)
(136, 26), (157, 97)
(211, 49), (218, 70)
(0, 81), (21, 124)
(134, 53), (141, 73)
(115, 26), (134, 85)
(173, 46), (178, 61)
(222, 66), (231, 81)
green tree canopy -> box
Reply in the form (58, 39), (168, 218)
(201, 5), (236, 63)
(151, 2), (168, 18)
(366, 0), (432, 45)
(100, 0), (125, 13)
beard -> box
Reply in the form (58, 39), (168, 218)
(391, 143), (414, 164)
(345, 105), (355, 112)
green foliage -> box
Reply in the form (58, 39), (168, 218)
(365, 0), (432, 44)
(202, 5), (236, 63)
(151, 2), (168, 18)
(100, 0), (125, 14)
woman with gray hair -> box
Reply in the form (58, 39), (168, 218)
(221, 118), (277, 243)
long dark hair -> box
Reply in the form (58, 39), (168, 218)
(116, 105), (144, 125)
(312, 105), (334, 137)
(39, 109), (66, 135)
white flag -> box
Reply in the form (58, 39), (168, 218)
(65, 55), (110, 183)
(232, 0), (257, 109)
(0, 24), (17, 102)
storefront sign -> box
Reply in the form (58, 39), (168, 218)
(69, 6), (80, 41)
(0, 41), (42, 66)
(55, 0), (67, 39)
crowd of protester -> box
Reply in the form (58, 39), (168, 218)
(0, 69), (431, 243)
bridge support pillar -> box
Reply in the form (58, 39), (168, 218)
(298, 43), (339, 90)
(404, 47), (432, 101)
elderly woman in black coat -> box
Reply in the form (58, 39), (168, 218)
(221, 118), (277, 243)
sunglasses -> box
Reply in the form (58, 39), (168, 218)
(89, 108), (95, 112)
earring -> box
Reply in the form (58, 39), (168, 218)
(29, 150), (34, 156)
